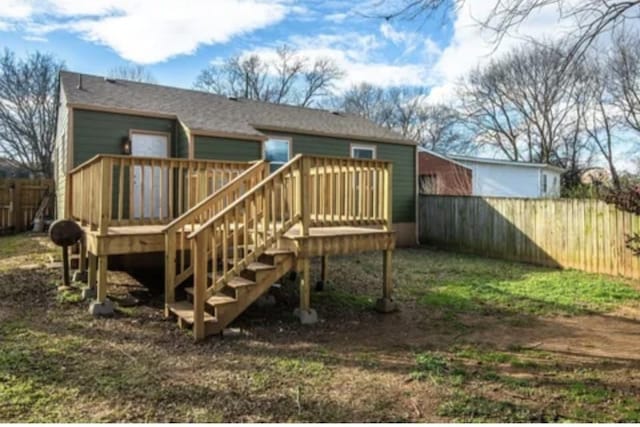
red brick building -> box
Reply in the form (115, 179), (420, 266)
(418, 149), (472, 195)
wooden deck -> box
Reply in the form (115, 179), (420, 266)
(69, 154), (397, 340)
(83, 223), (394, 257)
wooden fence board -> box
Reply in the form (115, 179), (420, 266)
(420, 195), (640, 280)
(0, 179), (54, 233)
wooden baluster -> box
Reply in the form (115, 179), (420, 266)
(301, 157), (310, 237)
(168, 161), (174, 219)
(150, 159), (155, 222)
(243, 198), (249, 258)
(118, 158), (124, 222)
(211, 227), (218, 287)
(263, 186), (269, 245)
(222, 216), (228, 278)
(271, 180), (277, 240)
(99, 158), (112, 235)
(233, 205), (239, 269)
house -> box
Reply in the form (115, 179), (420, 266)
(418, 148), (472, 195)
(54, 71), (417, 339)
(449, 155), (564, 198)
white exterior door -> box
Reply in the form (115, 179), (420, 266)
(131, 132), (169, 219)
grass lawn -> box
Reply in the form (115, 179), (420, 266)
(1, 235), (640, 422)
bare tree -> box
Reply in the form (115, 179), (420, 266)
(372, 0), (640, 61)
(582, 55), (622, 189)
(194, 46), (343, 107)
(609, 31), (640, 138)
(417, 103), (472, 154)
(108, 64), (156, 83)
(341, 84), (472, 153)
(340, 83), (396, 128)
(458, 40), (589, 170)
(0, 49), (63, 178)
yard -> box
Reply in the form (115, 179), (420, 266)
(1, 234), (640, 422)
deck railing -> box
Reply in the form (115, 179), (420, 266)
(307, 156), (393, 227)
(183, 155), (392, 339)
(67, 154), (252, 233)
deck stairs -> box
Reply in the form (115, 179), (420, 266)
(169, 242), (296, 336)
(162, 158), (301, 338)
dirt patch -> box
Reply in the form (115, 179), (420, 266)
(1, 236), (640, 422)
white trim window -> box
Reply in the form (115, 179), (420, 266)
(264, 137), (291, 173)
(351, 144), (376, 159)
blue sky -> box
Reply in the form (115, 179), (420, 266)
(0, 0), (582, 102)
(0, 1), (454, 91)
(1, 0), (636, 169)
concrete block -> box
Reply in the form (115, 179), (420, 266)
(293, 308), (318, 325)
(375, 297), (398, 313)
(81, 287), (96, 301)
(89, 298), (114, 316)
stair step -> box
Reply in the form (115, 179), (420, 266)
(168, 301), (215, 324)
(227, 260), (276, 271)
(207, 273), (255, 288)
(207, 295), (237, 306)
(225, 276), (256, 288)
(264, 248), (294, 256)
(185, 288), (237, 306)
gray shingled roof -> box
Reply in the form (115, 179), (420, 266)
(60, 71), (415, 145)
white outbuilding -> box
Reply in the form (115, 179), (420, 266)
(449, 155), (564, 198)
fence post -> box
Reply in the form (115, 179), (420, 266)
(13, 181), (22, 232)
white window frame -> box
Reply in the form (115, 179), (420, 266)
(350, 143), (377, 159)
(263, 135), (292, 171)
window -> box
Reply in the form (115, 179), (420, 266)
(419, 174), (438, 194)
(542, 174), (548, 194)
(264, 137), (291, 173)
(351, 144), (376, 159)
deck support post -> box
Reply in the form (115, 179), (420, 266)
(89, 254), (113, 316)
(192, 232), (207, 341)
(316, 255), (328, 291)
(164, 233), (176, 318)
(82, 252), (98, 300)
(375, 249), (397, 313)
(294, 257), (317, 324)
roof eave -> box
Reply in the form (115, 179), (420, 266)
(252, 123), (416, 146)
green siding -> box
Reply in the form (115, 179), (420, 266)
(194, 135), (261, 161)
(277, 132), (416, 223)
(73, 109), (177, 166)
(176, 125), (189, 158)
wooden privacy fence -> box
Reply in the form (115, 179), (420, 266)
(420, 195), (640, 279)
(0, 178), (54, 233)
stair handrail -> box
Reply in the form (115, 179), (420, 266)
(186, 154), (304, 339)
(163, 160), (267, 314)
(162, 160), (267, 233)
(187, 154), (303, 241)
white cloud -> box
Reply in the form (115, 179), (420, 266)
(245, 32), (430, 90)
(0, 0), (290, 64)
(380, 22), (409, 44)
(0, 0), (33, 19)
(325, 12), (348, 23)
